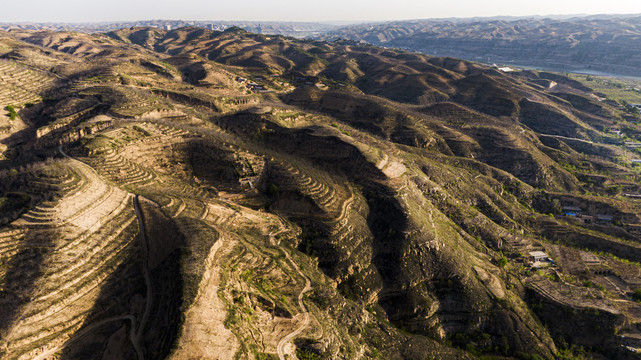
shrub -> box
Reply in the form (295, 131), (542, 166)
(5, 105), (17, 120)
(296, 349), (321, 360)
(497, 256), (508, 268)
(256, 353), (278, 360)
(267, 183), (278, 196)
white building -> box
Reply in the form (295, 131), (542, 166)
(529, 251), (549, 262)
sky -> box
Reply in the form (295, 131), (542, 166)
(1, 0), (641, 23)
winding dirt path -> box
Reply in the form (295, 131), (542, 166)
(276, 247), (312, 360)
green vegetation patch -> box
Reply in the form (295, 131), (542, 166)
(5, 105), (17, 120)
(330, 123), (351, 136)
(569, 73), (641, 103)
(294, 338), (326, 360)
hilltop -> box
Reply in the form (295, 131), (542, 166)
(0, 26), (640, 359)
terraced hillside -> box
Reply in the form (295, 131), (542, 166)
(1, 26), (641, 360)
(0, 60), (53, 105)
(0, 52), (57, 160)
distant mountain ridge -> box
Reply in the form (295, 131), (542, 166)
(316, 15), (641, 77)
(0, 19), (342, 38)
(7, 14), (641, 75)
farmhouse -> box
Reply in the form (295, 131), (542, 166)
(563, 206), (582, 216)
(596, 214), (614, 224)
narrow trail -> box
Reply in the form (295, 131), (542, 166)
(538, 133), (594, 144)
(276, 247), (312, 360)
(58, 145), (149, 360)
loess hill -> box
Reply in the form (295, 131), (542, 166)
(0, 26), (640, 359)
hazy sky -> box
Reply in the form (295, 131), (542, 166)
(2, 0), (641, 23)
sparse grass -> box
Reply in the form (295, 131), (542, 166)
(132, 125), (151, 137)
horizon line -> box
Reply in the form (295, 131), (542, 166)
(2, 12), (641, 25)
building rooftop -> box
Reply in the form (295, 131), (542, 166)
(529, 251), (548, 258)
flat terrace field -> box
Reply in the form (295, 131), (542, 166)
(568, 73), (641, 104)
